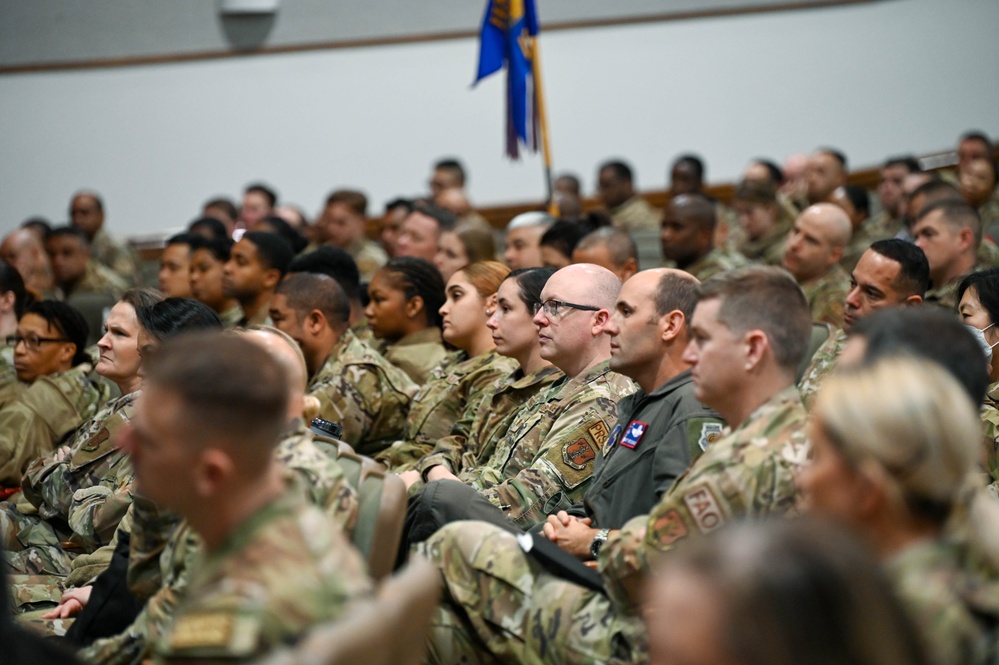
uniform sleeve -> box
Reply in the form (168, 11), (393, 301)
(309, 369), (377, 451)
(477, 397), (618, 529)
(0, 400), (56, 486)
(655, 415), (724, 501)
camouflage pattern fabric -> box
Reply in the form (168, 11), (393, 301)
(150, 490), (371, 663)
(420, 384), (807, 665)
(839, 218), (892, 274)
(375, 349), (518, 472)
(347, 237), (389, 283)
(979, 238), (999, 269)
(800, 263), (850, 328)
(886, 536), (999, 665)
(90, 229), (140, 286)
(981, 382), (999, 484)
(219, 305), (243, 330)
(0, 344), (19, 410)
(865, 210), (903, 243)
(608, 196), (660, 232)
(682, 247), (749, 283)
(925, 273), (969, 312)
(734, 218), (791, 267)
(797, 327), (847, 410)
(417, 365), (564, 480)
(306, 329), (417, 457)
(0, 362), (111, 485)
(382, 327), (449, 385)
(458, 362), (634, 529)
(58, 260), (128, 301)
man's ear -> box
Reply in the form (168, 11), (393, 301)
(958, 227), (975, 252)
(661, 310), (685, 343)
(591, 309), (612, 336)
(744, 329), (769, 371)
(194, 448), (233, 498)
(262, 268), (282, 291)
(304, 309), (325, 336)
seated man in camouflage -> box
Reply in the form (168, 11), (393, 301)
(0, 301), (109, 486)
(419, 266), (811, 664)
(661, 194), (747, 281)
(403, 263), (634, 548)
(269, 272), (417, 455)
(120, 332), (370, 662)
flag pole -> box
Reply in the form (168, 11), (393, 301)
(530, 36), (558, 216)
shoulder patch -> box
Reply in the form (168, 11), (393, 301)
(682, 483), (725, 535)
(604, 424), (622, 456)
(619, 420), (647, 449)
(587, 421), (610, 448)
(691, 420), (724, 451)
(651, 509), (689, 547)
(169, 613), (234, 650)
(563, 438), (596, 471)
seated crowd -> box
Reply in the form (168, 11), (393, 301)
(1, 131), (999, 665)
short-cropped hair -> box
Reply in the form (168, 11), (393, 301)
(277, 273), (351, 328)
(22, 300), (89, 366)
(867, 239), (930, 298)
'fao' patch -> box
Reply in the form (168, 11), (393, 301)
(563, 438), (596, 470)
(682, 483), (725, 534)
(619, 420), (648, 449)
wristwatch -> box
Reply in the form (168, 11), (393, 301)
(589, 528), (611, 559)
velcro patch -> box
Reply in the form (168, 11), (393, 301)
(620, 420), (647, 449)
(587, 421), (610, 448)
(697, 422), (724, 451)
(80, 427), (109, 453)
(170, 614), (234, 650)
(604, 424), (622, 456)
(682, 484), (725, 534)
(562, 438), (596, 471)
(651, 509), (689, 547)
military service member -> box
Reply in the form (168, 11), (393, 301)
(798, 239), (928, 407)
(541, 269), (725, 561)
(419, 266), (812, 665)
(157, 233), (197, 298)
(269, 272), (417, 455)
(121, 332), (370, 663)
(661, 194), (747, 281)
(730, 179), (793, 266)
(571, 227), (639, 284)
(69, 191), (139, 285)
(503, 212), (553, 270)
(913, 200), (981, 310)
(188, 237), (243, 329)
(781, 203), (853, 327)
(45, 226), (128, 315)
(222, 231), (293, 328)
(805, 148), (848, 206)
(596, 160), (660, 232)
(315, 189), (388, 282)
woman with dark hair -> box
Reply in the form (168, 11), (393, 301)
(0, 300), (110, 485)
(958, 267), (999, 486)
(647, 518), (931, 665)
(0, 288), (162, 591)
(135, 297), (223, 356)
(375, 261), (517, 471)
(188, 237), (242, 329)
(365, 257), (448, 384)
(409, 267), (561, 485)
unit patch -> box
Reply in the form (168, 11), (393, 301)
(619, 420), (648, 449)
(170, 614), (234, 650)
(587, 421), (610, 449)
(563, 438), (596, 470)
(697, 422), (724, 451)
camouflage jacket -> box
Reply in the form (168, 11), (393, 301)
(90, 228), (139, 286)
(0, 363), (110, 487)
(609, 196), (660, 232)
(375, 349), (518, 471)
(840, 218), (892, 274)
(600, 385), (808, 615)
(459, 361), (634, 529)
(307, 330), (417, 456)
(382, 327), (449, 385)
(417, 364), (564, 478)
(683, 247), (749, 282)
(219, 304), (243, 330)
(59, 260), (128, 301)
(347, 238), (388, 283)
(925, 272), (971, 312)
(734, 216), (791, 266)
(981, 382), (999, 483)
(798, 327), (847, 410)
(800, 263), (850, 328)
(0, 344), (18, 409)
(866, 210), (903, 243)
(151, 490), (371, 663)
(887, 537), (999, 665)
(81, 424), (363, 665)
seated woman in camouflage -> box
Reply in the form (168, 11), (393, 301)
(364, 257), (447, 385)
(0, 288), (161, 581)
(0, 301), (111, 486)
(376, 261), (518, 471)
(799, 357), (999, 665)
(956, 268), (999, 489)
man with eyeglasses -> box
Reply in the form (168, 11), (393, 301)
(401, 263), (634, 553)
(0, 301), (109, 486)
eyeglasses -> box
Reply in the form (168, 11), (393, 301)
(533, 299), (600, 318)
(6, 334), (71, 352)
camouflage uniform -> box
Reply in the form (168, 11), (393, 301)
(925, 273), (970, 312)
(980, 382), (999, 484)
(1, 391), (136, 578)
(59, 260), (128, 301)
(797, 327), (847, 410)
(382, 327), (448, 385)
(417, 365), (564, 479)
(733, 214), (792, 266)
(980, 199), (999, 248)
(90, 229), (140, 286)
(76, 423), (361, 664)
(420, 384), (808, 664)
(219, 304), (243, 330)
(375, 349), (518, 472)
(866, 209), (903, 241)
(979, 238), (999, 269)
(346, 238), (389, 283)
(0, 343), (18, 409)
(0, 363), (110, 486)
(840, 219), (892, 274)
(307, 329), (417, 456)
(150, 489), (371, 663)
(800, 264), (850, 328)
(608, 196), (660, 232)
(237, 307), (272, 329)
(457, 362), (633, 529)
(682, 247), (749, 282)
(886, 537), (999, 665)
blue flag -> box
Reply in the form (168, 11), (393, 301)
(475, 0), (539, 159)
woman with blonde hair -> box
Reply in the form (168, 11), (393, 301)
(799, 357), (999, 665)
(375, 261), (517, 471)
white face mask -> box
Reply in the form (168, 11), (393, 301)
(966, 322), (999, 362)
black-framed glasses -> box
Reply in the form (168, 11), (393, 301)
(533, 299), (600, 318)
(5, 334), (71, 352)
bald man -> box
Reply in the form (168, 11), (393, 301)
(402, 263), (634, 550)
(1, 229), (53, 297)
(572, 227), (639, 283)
(661, 194), (747, 280)
(782, 204), (853, 327)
